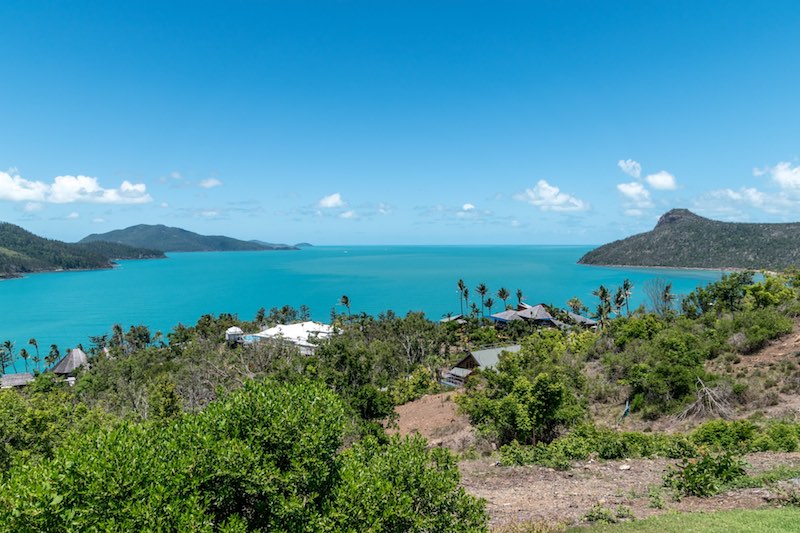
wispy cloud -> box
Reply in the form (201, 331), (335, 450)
(317, 192), (345, 208)
(513, 180), (589, 212)
(618, 159), (641, 178)
(199, 178), (222, 189)
(339, 210), (357, 219)
(0, 170), (152, 204)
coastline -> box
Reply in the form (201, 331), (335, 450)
(578, 261), (777, 275)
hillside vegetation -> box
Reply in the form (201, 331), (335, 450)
(0, 222), (164, 279)
(81, 224), (297, 252)
(579, 209), (800, 270)
(4, 271), (800, 529)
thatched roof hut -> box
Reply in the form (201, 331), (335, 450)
(0, 372), (35, 389)
(52, 347), (88, 376)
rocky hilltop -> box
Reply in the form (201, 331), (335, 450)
(579, 209), (800, 270)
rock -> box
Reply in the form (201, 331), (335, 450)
(619, 464), (631, 471)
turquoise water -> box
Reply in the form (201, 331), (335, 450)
(0, 246), (723, 371)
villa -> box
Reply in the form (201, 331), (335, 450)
(441, 344), (521, 387)
(247, 321), (335, 355)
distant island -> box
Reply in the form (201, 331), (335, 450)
(81, 224), (298, 252)
(0, 222), (164, 279)
(579, 208), (800, 271)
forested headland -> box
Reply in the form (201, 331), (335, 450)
(0, 222), (164, 279)
(579, 208), (800, 270)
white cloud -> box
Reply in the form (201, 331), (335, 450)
(709, 187), (768, 208)
(92, 217), (107, 223)
(765, 161), (800, 189)
(378, 202), (391, 215)
(513, 180), (589, 212)
(616, 181), (653, 208)
(624, 209), (644, 217)
(170, 171), (183, 180)
(317, 192), (345, 208)
(199, 178), (222, 189)
(462, 203), (475, 211)
(0, 170), (49, 201)
(0, 170), (152, 204)
(200, 210), (220, 218)
(160, 202), (169, 208)
(339, 210), (357, 219)
(66, 211), (79, 219)
(617, 159), (641, 178)
(645, 170), (677, 190)
(24, 202), (42, 212)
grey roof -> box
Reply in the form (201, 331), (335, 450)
(447, 367), (473, 378)
(1, 372), (35, 388)
(490, 309), (524, 322)
(516, 304), (554, 321)
(567, 312), (598, 326)
(470, 344), (522, 369)
(52, 348), (88, 375)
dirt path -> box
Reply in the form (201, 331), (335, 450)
(460, 452), (800, 528)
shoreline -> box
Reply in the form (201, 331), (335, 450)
(577, 261), (778, 275)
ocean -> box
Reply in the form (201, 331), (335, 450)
(0, 245), (723, 372)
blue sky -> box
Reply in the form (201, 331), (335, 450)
(1, 0), (799, 245)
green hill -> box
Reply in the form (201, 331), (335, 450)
(0, 223), (164, 279)
(81, 224), (297, 252)
(578, 209), (800, 271)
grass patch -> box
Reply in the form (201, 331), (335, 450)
(572, 508), (800, 532)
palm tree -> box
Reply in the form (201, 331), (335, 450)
(463, 287), (470, 314)
(339, 294), (351, 316)
(457, 279), (466, 315)
(661, 283), (675, 315)
(593, 285), (612, 322)
(622, 279), (633, 316)
(516, 288), (524, 307)
(476, 283), (488, 317)
(0, 341), (13, 374)
(497, 287), (510, 309)
(614, 287), (626, 316)
(46, 344), (60, 369)
(19, 348), (30, 373)
(485, 297), (495, 316)
(28, 337), (40, 372)
(567, 296), (586, 315)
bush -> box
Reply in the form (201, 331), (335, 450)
(664, 452), (747, 497)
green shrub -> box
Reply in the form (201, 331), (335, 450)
(664, 452), (748, 497)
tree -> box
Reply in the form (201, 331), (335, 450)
(497, 287), (510, 309)
(463, 287), (470, 315)
(457, 279), (466, 315)
(484, 297), (495, 316)
(516, 288), (524, 307)
(340, 294), (351, 316)
(28, 338), (40, 370)
(0, 341), (13, 374)
(644, 277), (675, 316)
(46, 344), (60, 368)
(19, 348), (29, 373)
(475, 283), (488, 317)
(614, 287), (626, 317)
(622, 278), (633, 316)
(566, 297), (586, 315)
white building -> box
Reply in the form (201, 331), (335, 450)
(250, 321), (335, 355)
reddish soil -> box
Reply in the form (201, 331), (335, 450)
(390, 391), (479, 451)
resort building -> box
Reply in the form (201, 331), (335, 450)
(441, 344), (521, 387)
(52, 347), (89, 386)
(248, 321), (335, 355)
(0, 372), (35, 389)
(490, 303), (597, 329)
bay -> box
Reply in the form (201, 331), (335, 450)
(0, 245), (723, 371)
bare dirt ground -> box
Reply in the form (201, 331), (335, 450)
(460, 452), (800, 529)
(392, 320), (800, 529)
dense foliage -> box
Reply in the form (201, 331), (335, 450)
(0, 222), (163, 278)
(0, 380), (486, 531)
(579, 208), (800, 270)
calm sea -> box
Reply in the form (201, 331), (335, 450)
(0, 246), (723, 371)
